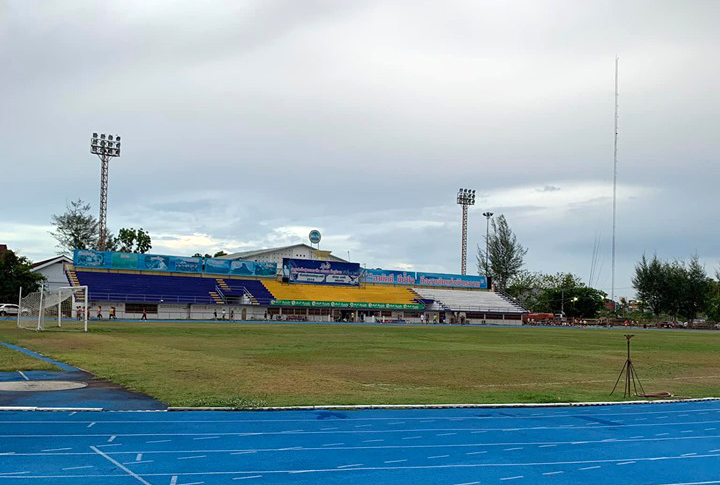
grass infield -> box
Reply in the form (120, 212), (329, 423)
(0, 344), (57, 372)
(0, 321), (718, 408)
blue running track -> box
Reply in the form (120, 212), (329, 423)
(1, 401), (720, 484)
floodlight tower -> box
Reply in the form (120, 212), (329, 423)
(90, 133), (121, 250)
(457, 188), (475, 275)
(482, 211), (494, 273)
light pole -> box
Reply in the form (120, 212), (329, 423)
(457, 188), (475, 275)
(90, 133), (121, 250)
(482, 211), (493, 274)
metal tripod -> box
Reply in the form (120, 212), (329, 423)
(611, 334), (645, 397)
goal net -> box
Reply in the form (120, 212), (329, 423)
(17, 285), (89, 332)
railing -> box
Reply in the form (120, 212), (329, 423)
(88, 292), (215, 304)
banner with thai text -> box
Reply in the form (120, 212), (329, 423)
(282, 258), (360, 286)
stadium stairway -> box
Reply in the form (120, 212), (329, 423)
(215, 278), (231, 292)
(208, 291), (224, 304)
(65, 269), (81, 287)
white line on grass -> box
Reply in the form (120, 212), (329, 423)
(90, 446), (152, 485)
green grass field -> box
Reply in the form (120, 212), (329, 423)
(0, 320), (718, 407)
(0, 344), (57, 372)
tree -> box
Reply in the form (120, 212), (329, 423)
(632, 254), (666, 319)
(117, 228), (152, 254)
(681, 255), (711, 324)
(50, 200), (98, 254)
(213, 250), (227, 258)
(0, 249), (45, 302)
(476, 215), (527, 290)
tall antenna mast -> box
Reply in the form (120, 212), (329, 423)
(611, 57), (619, 308)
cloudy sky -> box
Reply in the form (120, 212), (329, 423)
(2, 0), (719, 298)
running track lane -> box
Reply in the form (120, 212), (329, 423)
(0, 401), (720, 484)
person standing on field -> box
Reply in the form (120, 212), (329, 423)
(141, 308), (147, 321)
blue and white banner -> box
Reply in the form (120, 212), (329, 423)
(74, 249), (201, 274)
(415, 272), (488, 289)
(362, 269), (417, 285)
(205, 258), (277, 277)
(283, 258), (361, 286)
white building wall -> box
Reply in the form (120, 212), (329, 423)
(35, 262), (69, 292)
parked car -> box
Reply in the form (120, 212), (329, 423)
(0, 304), (30, 316)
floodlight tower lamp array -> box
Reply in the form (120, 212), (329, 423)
(457, 188), (476, 275)
(90, 133), (122, 251)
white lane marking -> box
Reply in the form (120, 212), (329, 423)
(87, 422), (96, 428)
(656, 433), (670, 436)
(629, 436), (644, 439)
(543, 471), (564, 476)
(681, 453), (697, 457)
(90, 446), (152, 485)
(322, 443), (345, 447)
(681, 430), (693, 433)
(232, 476), (262, 481)
(320, 427), (338, 431)
(388, 422), (406, 425)
(0, 472), (30, 476)
(95, 444), (122, 448)
(123, 460), (154, 465)
(178, 482), (203, 485)
(455, 482), (481, 485)
(136, 454), (143, 461)
(539, 445), (556, 448)
(193, 436), (219, 440)
(108, 436), (117, 443)
(420, 420), (435, 423)
(147, 439), (171, 444)
(706, 428), (717, 431)
(401, 436), (422, 440)
(579, 466), (601, 470)
(41, 447), (71, 452)
(466, 451), (487, 455)
(710, 449), (720, 453)
(500, 476), (524, 481)
(617, 461), (636, 465)
(362, 439), (383, 443)
(69, 412), (76, 416)
(62, 465), (93, 471)
(428, 455), (449, 459)
(437, 433), (457, 436)
(177, 455), (207, 460)
(337, 463), (363, 469)
(384, 459), (407, 464)
(170, 476), (178, 485)
(471, 431), (486, 434)
(636, 418), (648, 421)
(504, 447), (523, 451)
(355, 425), (372, 428)
(278, 447), (302, 451)
(230, 451), (257, 455)
(17, 371), (29, 381)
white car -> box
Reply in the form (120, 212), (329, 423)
(0, 304), (30, 316)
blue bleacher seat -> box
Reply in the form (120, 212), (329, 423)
(74, 271), (274, 305)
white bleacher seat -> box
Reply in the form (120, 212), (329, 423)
(412, 288), (526, 313)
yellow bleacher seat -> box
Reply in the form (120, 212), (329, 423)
(262, 281), (416, 305)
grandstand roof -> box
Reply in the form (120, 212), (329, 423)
(31, 255), (71, 271)
(217, 244), (347, 262)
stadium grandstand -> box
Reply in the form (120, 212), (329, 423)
(62, 246), (527, 324)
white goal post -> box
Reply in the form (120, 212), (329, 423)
(17, 285), (89, 332)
